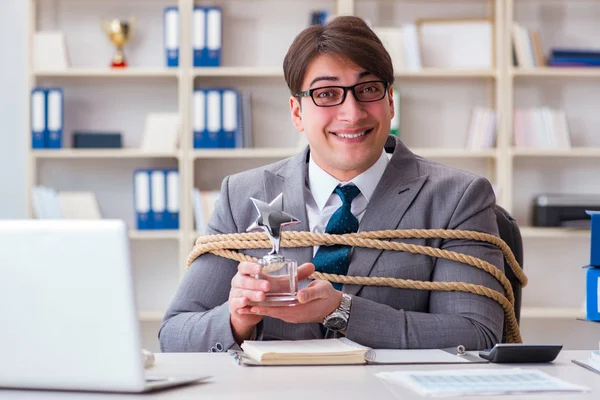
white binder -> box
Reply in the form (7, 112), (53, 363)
(150, 170), (166, 229)
(46, 88), (63, 148)
(206, 8), (222, 66)
(164, 7), (179, 67)
(134, 170), (151, 230)
(165, 170), (179, 230)
(31, 89), (46, 148)
(192, 7), (206, 66)
(221, 89), (238, 148)
(206, 89), (221, 146)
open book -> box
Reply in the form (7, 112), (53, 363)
(236, 338), (487, 366)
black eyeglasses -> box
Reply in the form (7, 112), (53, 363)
(295, 80), (389, 107)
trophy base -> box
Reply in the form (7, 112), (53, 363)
(248, 294), (298, 307)
(111, 60), (127, 68)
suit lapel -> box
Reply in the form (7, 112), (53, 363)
(345, 137), (429, 296)
(263, 147), (313, 265)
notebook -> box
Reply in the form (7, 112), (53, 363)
(235, 338), (487, 366)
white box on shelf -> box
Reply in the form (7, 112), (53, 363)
(34, 31), (70, 70)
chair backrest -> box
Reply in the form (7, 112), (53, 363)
(493, 205), (524, 335)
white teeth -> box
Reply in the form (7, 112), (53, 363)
(336, 130), (367, 139)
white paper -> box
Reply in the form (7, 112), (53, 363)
(376, 368), (589, 397)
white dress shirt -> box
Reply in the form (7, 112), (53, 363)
(305, 150), (390, 255)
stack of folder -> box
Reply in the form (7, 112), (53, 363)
(133, 169), (179, 230)
(30, 88), (64, 149)
(163, 6), (222, 67)
(193, 88), (251, 148)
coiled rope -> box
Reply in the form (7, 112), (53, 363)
(188, 229), (527, 343)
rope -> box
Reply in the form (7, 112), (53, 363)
(187, 229), (526, 343)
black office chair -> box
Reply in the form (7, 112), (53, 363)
(493, 205), (524, 332)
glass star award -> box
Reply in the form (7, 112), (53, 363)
(247, 193), (300, 306)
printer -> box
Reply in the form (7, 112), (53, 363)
(532, 194), (600, 228)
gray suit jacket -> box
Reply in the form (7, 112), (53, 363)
(159, 136), (505, 352)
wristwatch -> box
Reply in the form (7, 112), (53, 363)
(323, 293), (352, 331)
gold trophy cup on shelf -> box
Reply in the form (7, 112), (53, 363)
(103, 18), (135, 68)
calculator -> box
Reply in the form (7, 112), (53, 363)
(479, 343), (563, 363)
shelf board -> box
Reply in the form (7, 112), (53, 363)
(521, 307), (585, 319)
(411, 148), (496, 158)
(138, 311), (165, 322)
(510, 148), (600, 158)
(395, 68), (496, 79)
(34, 68), (179, 78)
(32, 149), (180, 160)
(193, 66), (283, 78)
(193, 147), (301, 159)
(512, 67), (600, 78)
(128, 230), (180, 240)
(520, 227), (590, 239)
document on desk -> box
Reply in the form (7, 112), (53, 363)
(365, 348), (485, 364)
(375, 368), (590, 397)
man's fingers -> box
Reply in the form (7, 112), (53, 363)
(237, 261), (262, 276)
(228, 296), (249, 310)
(298, 280), (327, 303)
(298, 263), (316, 280)
(231, 274), (270, 291)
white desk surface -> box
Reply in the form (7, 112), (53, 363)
(1, 350), (598, 399)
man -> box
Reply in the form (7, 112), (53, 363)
(159, 16), (505, 352)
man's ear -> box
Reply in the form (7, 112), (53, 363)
(290, 96), (304, 132)
(388, 86), (395, 120)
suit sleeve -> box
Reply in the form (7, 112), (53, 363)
(344, 177), (505, 350)
(158, 176), (243, 352)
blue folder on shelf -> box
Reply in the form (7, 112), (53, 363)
(192, 7), (206, 67)
(165, 169), (180, 230)
(150, 169), (167, 230)
(204, 7), (222, 67)
(46, 88), (63, 149)
(164, 7), (179, 67)
(30, 88), (46, 149)
(133, 169), (152, 230)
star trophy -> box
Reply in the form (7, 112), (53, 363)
(102, 18), (135, 68)
(247, 193), (300, 306)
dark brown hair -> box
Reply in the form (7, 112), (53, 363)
(283, 16), (394, 95)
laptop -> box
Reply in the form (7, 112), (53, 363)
(0, 220), (209, 393)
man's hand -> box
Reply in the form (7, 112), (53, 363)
(239, 263), (343, 324)
(229, 262), (267, 344)
(229, 261), (316, 343)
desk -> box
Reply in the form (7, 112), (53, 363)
(1, 351), (598, 399)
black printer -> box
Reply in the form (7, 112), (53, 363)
(532, 194), (600, 228)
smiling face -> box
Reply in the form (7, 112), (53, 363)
(290, 54), (394, 182)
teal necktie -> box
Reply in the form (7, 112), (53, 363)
(313, 185), (361, 290)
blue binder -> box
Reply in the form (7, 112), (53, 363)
(164, 7), (180, 67)
(192, 7), (206, 67)
(30, 88), (46, 149)
(150, 169), (167, 229)
(165, 169), (180, 230)
(220, 89), (238, 148)
(193, 89), (207, 148)
(46, 88), (63, 149)
(205, 89), (221, 148)
(133, 169), (152, 230)
(204, 7), (222, 67)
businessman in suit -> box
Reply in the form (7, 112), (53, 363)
(159, 16), (505, 352)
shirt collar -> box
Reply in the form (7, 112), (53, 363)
(308, 149), (389, 211)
